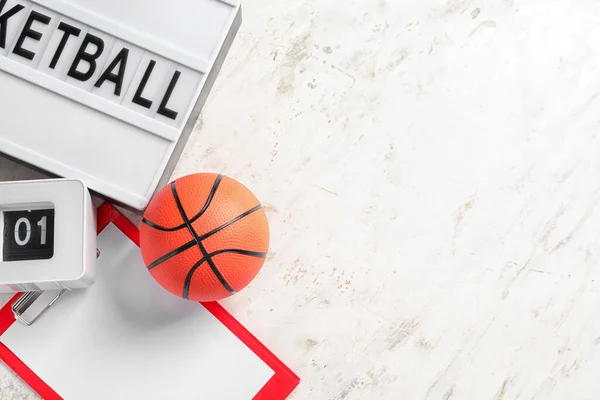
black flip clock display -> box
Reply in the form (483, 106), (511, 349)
(2, 209), (55, 262)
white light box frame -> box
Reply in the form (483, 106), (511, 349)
(0, 0), (241, 210)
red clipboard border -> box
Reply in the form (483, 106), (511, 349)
(0, 203), (300, 400)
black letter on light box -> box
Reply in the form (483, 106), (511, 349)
(132, 60), (155, 109)
(157, 71), (181, 120)
(67, 33), (104, 82)
(12, 11), (51, 61)
(49, 22), (81, 69)
(0, 0), (25, 49)
(94, 48), (129, 96)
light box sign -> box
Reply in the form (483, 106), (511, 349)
(0, 0), (241, 210)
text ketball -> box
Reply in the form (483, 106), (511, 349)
(0, 0), (201, 127)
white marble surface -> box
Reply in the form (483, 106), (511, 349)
(4, 0), (600, 399)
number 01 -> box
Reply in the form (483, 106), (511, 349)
(13, 216), (47, 246)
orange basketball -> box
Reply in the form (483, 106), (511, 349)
(139, 173), (270, 302)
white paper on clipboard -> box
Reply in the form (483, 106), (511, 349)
(0, 223), (274, 399)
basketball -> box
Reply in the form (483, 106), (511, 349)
(139, 173), (270, 302)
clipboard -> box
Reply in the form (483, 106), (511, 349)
(0, 203), (299, 399)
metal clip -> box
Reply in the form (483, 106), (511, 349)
(12, 289), (66, 326)
(11, 248), (100, 326)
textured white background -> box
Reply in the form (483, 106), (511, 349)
(4, 0), (600, 399)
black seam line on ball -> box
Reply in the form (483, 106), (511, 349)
(146, 204), (263, 271)
(170, 182), (236, 295)
(147, 240), (196, 270)
(182, 249), (267, 299)
(142, 174), (224, 232)
(196, 205), (263, 241)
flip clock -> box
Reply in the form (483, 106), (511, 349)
(0, 178), (96, 293)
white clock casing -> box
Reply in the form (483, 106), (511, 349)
(0, 178), (96, 292)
